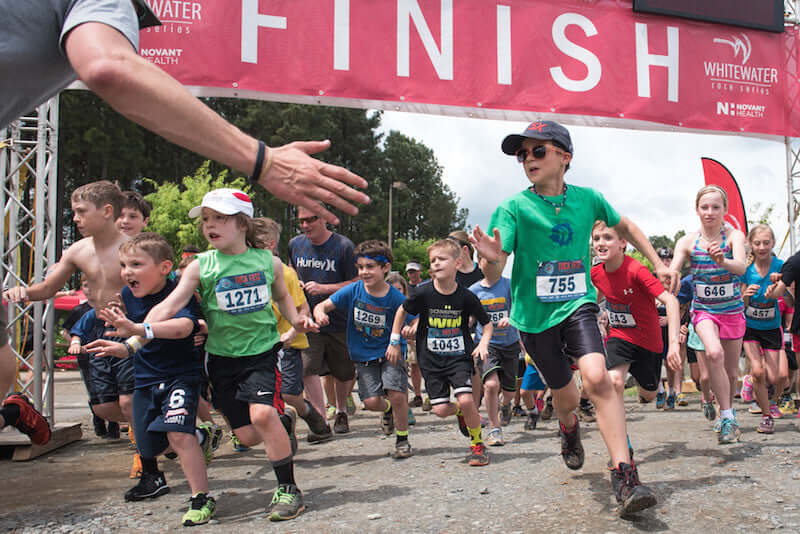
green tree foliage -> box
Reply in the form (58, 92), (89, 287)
(390, 238), (436, 278)
(143, 163), (250, 260)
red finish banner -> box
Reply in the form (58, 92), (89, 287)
(138, 0), (800, 138)
(701, 157), (748, 234)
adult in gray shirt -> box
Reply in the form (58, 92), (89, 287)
(0, 0), (368, 224)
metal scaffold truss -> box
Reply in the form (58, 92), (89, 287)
(786, 0), (800, 253)
(0, 99), (58, 423)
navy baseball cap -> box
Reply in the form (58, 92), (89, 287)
(133, 0), (162, 29)
(501, 120), (573, 156)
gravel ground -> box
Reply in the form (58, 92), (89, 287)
(2, 372), (800, 533)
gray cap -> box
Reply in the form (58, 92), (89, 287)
(133, 0), (162, 29)
(501, 120), (573, 156)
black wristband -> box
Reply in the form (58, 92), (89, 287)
(249, 140), (266, 183)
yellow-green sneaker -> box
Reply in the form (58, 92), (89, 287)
(268, 484), (305, 521)
(182, 493), (216, 526)
(676, 393), (689, 406)
(196, 423), (215, 465)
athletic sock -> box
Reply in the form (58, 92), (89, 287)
(384, 398), (392, 413)
(272, 455), (296, 486)
(396, 429), (408, 444)
(196, 429), (206, 445)
(0, 404), (20, 428)
(141, 457), (159, 475)
(467, 426), (482, 446)
(657, 381), (665, 394)
(720, 408), (734, 420)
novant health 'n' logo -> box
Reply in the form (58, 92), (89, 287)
(712, 34), (751, 65)
(549, 223), (573, 247)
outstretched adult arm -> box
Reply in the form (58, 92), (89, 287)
(64, 22), (369, 225)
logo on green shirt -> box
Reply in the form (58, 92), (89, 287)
(549, 223), (574, 246)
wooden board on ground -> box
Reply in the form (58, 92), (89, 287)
(0, 422), (82, 461)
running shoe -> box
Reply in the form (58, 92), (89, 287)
(410, 395), (423, 408)
(536, 398), (544, 413)
(748, 402), (762, 414)
(740, 374), (754, 402)
(559, 415), (584, 470)
(712, 417), (722, 433)
(231, 435), (250, 452)
(106, 421), (120, 440)
(541, 397), (554, 420)
(486, 427), (504, 447)
(718, 418), (741, 444)
(326, 405), (336, 421)
(281, 406), (298, 455)
(392, 440), (414, 459)
(524, 410), (539, 431)
(757, 415), (774, 434)
(346, 394), (356, 415)
(702, 401), (716, 422)
(381, 405), (394, 435)
(676, 393), (689, 407)
(500, 404), (512, 426)
(182, 493), (216, 526)
(422, 396), (433, 412)
(511, 404), (527, 417)
(665, 393), (676, 411)
(578, 401), (596, 422)
(779, 394), (795, 416)
(300, 401), (333, 443)
(92, 414), (107, 438)
(124, 471), (170, 501)
(197, 423), (215, 465)
(769, 403), (783, 419)
(655, 391), (666, 409)
(468, 442), (490, 466)
(610, 462), (657, 515)
(407, 407), (416, 426)
(2, 394), (51, 445)
(333, 411), (349, 434)
(267, 484), (305, 521)
(456, 410), (469, 437)
(129, 453), (142, 479)
(209, 424), (224, 452)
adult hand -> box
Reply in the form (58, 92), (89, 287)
(469, 226), (502, 262)
(260, 141), (370, 226)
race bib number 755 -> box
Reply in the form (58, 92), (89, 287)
(536, 260), (587, 303)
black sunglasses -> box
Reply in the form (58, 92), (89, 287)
(297, 215), (319, 224)
(515, 145), (563, 163)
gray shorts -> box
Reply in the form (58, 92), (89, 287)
(302, 331), (356, 381)
(279, 347), (304, 396)
(355, 358), (408, 400)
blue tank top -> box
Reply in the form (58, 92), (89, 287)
(743, 256), (783, 330)
(690, 227), (743, 315)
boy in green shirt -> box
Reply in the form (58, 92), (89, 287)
(471, 121), (678, 515)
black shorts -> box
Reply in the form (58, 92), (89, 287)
(743, 327), (782, 351)
(605, 337), (660, 392)
(133, 377), (202, 458)
(519, 303), (606, 390)
(479, 343), (519, 392)
(786, 348), (798, 371)
(420, 357), (475, 406)
(279, 347), (304, 397)
(686, 346), (697, 364)
(207, 345), (285, 430)
(517, 351), (526, 378)
(87, 354), (135, 404)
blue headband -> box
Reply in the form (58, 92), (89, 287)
(357, 254), (390, 264)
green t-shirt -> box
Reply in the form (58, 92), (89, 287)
(489, 184), (621, 334)
(197, 248), (280, 357)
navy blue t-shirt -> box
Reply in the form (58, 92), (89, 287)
(288, 232), (357, 332)
(121, 278), (204, 387)
(70, 308), (109, 345)
(330, 280), (406, 362)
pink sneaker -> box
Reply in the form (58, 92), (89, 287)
(740, 375), (753, 402)
(769, 403), (783, 419)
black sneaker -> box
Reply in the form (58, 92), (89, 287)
(499, 404), (512, 426)
(106, 421), (120, 440)
(410, 396), (423, 408)
(524, 411), (539, 430)
(280, 406), (298, 455)
(511, 404), (527, 417)
(541, 397), (554, 420)
(300, 401), (333, 443)
(381, 406), (394, 435)
(610, 462), (657, 515)
(92, 414), (107, 438)
(559, 416), (584, 470)
(333, 411), (349, 434)
(578, 401), (596, 422)
(124, 471), (170, 501)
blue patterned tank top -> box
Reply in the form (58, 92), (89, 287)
(690, 227), (743, 315)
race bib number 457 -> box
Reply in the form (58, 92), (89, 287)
(215, 272), (269, 315)
(536, 260), (587, 303)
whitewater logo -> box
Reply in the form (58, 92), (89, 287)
(716, 102), (765, 119)
(140, 48), (183, 65)
(295, 257), (337, 272)
(142, 0), (202, 37)
(704, 33), (777, 96)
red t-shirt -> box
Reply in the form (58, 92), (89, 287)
(591, 255), (665, 353)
